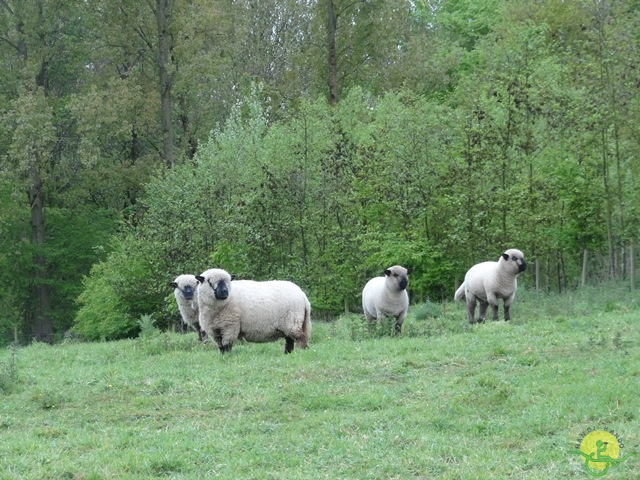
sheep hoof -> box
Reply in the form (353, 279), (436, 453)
(219, 344), (233, 354)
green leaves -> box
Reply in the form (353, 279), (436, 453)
(0, 0), (636, 342)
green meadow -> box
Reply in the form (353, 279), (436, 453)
(1, 285), (639, 479)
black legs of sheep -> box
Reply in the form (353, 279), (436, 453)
(195, 324), (208, 342)
(498, 304), (512, 322)
(211, 328), (302, 354)
(469, 298), (510, 324)
(285, 337), (295, 354)
(212, 329), (233, 353)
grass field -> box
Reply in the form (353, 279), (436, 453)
(1, 285), (639, 479)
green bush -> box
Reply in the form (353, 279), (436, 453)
(73, 260), (138, 341)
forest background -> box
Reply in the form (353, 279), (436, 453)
(0, 0), (639, 344)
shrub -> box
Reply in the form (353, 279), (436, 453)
(73, 260), (138, 341)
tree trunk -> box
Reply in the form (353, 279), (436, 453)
(156, 0), (174, 168)
(581, 248), (588, 287)
(630, 240), (635, 292)
(326, 0), (339, 105)
(26, 10), (53, 343)
(614, 124), (626, 279)
(602, 129), (615, 279)
(29, 166), (52, 343)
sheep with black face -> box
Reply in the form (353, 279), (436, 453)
(454, 249), (526, 324)
(170, 274), (207, 341)
(196, 268), (312, 354)
(362, 265), (412, 333)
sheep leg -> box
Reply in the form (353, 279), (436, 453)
(212, 329), (224, 349)
(491, 303), (500, 321)
(478, 301), (489, 323)
(503, 304), (511, 321)
(195, 324), (207, 342)
(395, 312), (406, 333)
(365, 313), (377, 334)
(284, 336), (295, 354)
(466, 297), (477, 324)
(218, 325), (241, 354)
(212, 328), (233, 353)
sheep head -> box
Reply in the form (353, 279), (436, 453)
(500, 249), (526, 274)
(171, 275), (198, 300)
(384, 265), (412, 291)
(196, 268), (233, 300)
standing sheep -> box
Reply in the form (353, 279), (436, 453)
(454, 249), (526, 324)
(170, 274), (207, 341)
(195, 268), (312, 354)
(362, 265), (412, 333)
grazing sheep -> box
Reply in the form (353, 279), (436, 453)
(170, 274), (207, 341)
(362, 265), (412, 333)
(454, 249), (526, 324)
(195, 268), (312, 354)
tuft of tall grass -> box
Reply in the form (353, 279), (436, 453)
(515, 282), (637, 318)
(135, 314), (205, 355)
(0, 344), (19, 395)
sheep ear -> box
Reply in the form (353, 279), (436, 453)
(230, 274), (236, 281)
(502, 253), (509, 261)
(170, 282), (178, 288)
(406, 267), (413, 275)
(195, 276), (204, 283)
(384, 269), (391, 276)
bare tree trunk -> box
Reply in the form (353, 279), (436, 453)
(535, 258), (540, 293)
(29, 166), (52, 343)
(602, 129), (615, 279)
(581, 248), (588, 287)
(614, 124), (626, 279)
(156, 0), (174, 168)
(326, 0), (338, 106)
(630, 240), (635, 292)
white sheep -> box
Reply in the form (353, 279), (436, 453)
(170, 274), (207, 341)
(195, 268), (312, 354)
(362, 265), (412, 333)
(454, 249), (526, 323)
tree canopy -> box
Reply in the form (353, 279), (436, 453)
(1, 0), (639, 342)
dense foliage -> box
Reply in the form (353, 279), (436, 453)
(1, 0), (639, 342)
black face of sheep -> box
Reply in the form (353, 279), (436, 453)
(182, 284), (195, 300)
(196, 275), (230, 300)
(169, 281), (195, 300)
(214, 281), (229, 300)
(384, 267), (412, 291)
(502, 252), (527, 273)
